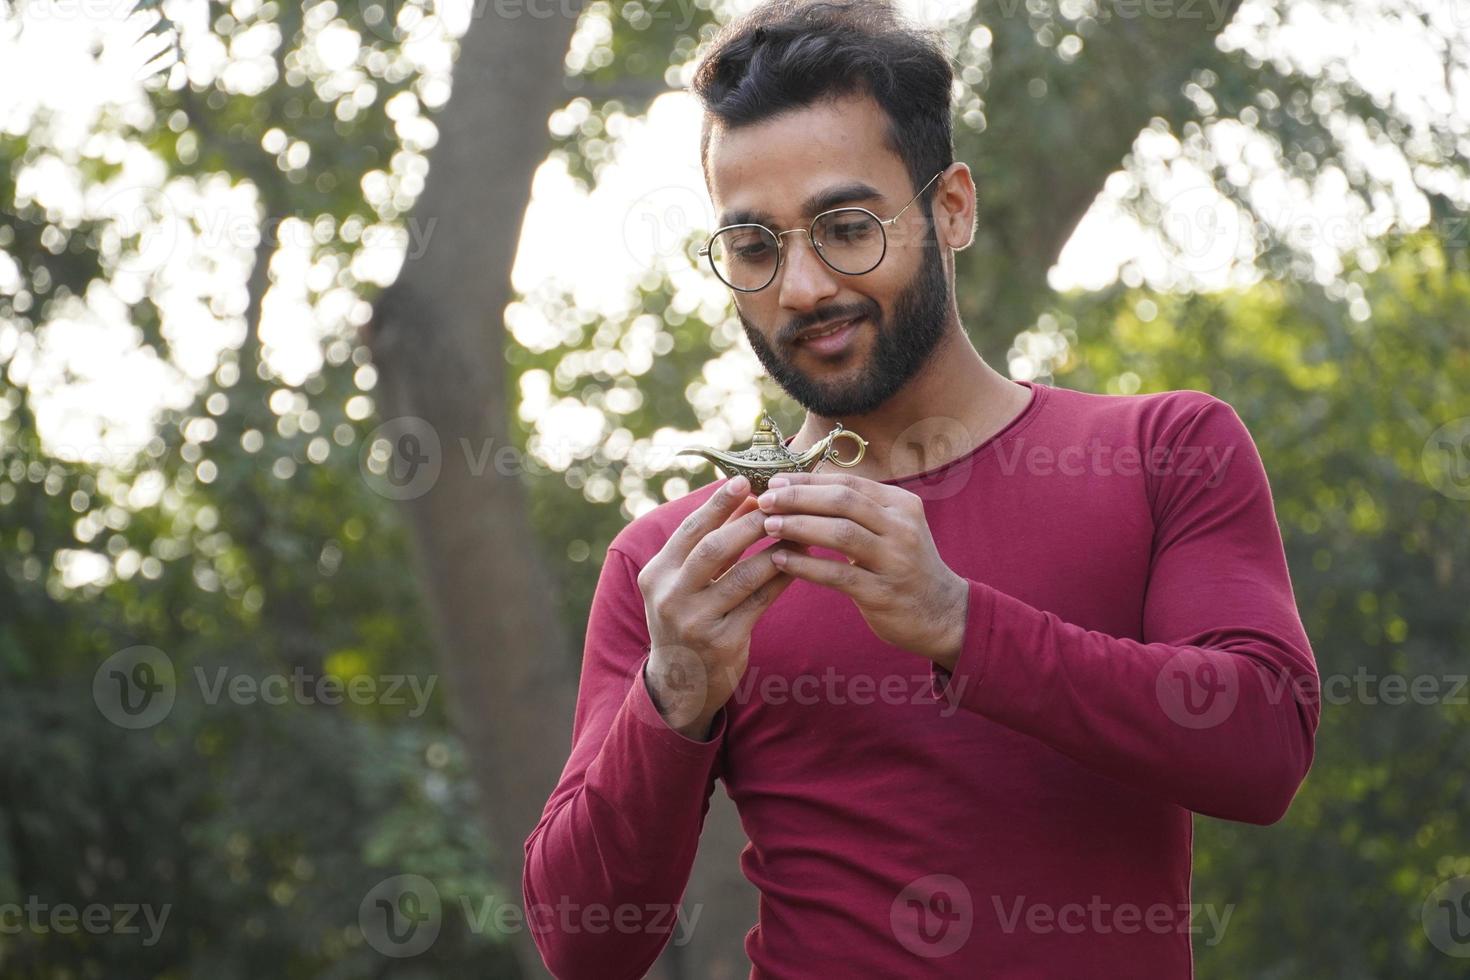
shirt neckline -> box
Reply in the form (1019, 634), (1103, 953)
(780, 379), (1047, 486)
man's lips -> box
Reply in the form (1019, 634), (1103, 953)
(795, 314), (864, 344)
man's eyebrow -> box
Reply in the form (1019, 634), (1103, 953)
(717, 181), (886, 228)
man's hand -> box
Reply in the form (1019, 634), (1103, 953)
(754, 471), (970, 668)
(639, 475), (808, 739)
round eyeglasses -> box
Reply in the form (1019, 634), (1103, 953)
(697, 170), (944, 292)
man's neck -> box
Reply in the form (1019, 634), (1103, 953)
(788, 327), (1034, 484)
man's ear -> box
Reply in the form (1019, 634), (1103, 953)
(935, 162), (977, 251)
(957, 210), (977, 251)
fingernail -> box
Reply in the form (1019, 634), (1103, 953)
(769, 476), (790, 488)
(764, 515), (783, 532)
(757, 491), (775, 508)
(727, 476), (748, 495)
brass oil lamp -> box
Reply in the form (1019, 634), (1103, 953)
(677, 413), (868, 495)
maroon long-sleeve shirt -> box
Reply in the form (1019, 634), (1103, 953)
(523, 380), (1319, 978)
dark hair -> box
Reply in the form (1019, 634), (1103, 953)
(690, 0), (955, 218)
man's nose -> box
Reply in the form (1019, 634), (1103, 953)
(776, 232), (840, 311)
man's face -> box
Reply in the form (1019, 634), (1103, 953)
(705, 92), (952, 419)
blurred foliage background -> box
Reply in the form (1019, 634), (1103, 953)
(1, 0), (1467, 977)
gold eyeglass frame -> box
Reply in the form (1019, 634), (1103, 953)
(697, 169), (945, 292)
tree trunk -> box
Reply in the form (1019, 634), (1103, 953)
(364, 8), (587, 977)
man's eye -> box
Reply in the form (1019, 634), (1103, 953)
(830, 221), (874, 241)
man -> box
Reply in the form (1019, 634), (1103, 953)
(523, 0), (1320, 976)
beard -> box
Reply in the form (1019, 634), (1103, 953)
(740, 221), (952, 419)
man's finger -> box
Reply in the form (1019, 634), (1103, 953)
(756, 482), (891, 536)
(725, 544), (808, 628)
(710, 539), (802, 615)
(772, 470), (906, 507)
(681, 506), (772, 589)
(762, 513), (880, 567)
(725, 494), (762, 525)
(666, 476), (752, 566)
(768, 546), (869, 596)
(710, 495), (764, 579)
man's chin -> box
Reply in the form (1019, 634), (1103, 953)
(781, 356), (866, 397)
(787, 373), (894, 419)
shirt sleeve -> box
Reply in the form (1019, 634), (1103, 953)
(523, 546), (729, 979)
(930, 395), (1320, 825)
